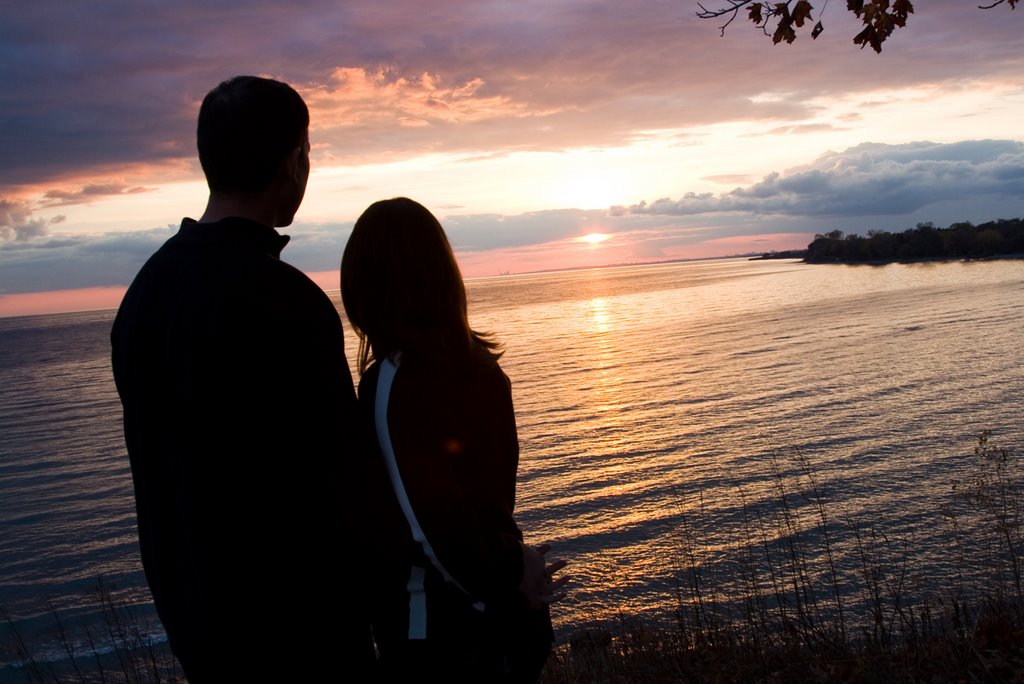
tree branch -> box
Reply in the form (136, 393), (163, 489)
(696, 0), (756, 37)
(695, 0), (755, 19)
(698, 0), (1015, 52)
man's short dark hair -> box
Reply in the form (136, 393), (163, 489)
(197, 76), (310, 194)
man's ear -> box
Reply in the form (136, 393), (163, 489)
(283, 145), (302, 182)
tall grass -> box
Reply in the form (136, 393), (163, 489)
(2, 578), (182, 684)
(542, 432), (1024, 683)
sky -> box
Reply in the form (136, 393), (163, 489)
(1, 0), (1022, 316)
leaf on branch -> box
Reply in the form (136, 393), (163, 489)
(748, 2), (764, 24)
(893, 0), (914, 16)
(875, 11), (895, 34)
(793, 0), (814, 26)
(773, 18), (797, 43)
(853, 24), (883, 52)
(698, 0), (921, 51)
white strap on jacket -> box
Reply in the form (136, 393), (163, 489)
(374, 355), (485, 640)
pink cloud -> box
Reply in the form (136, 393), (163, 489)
(42, 182), (152, 206)
(304, 67), (533, 132)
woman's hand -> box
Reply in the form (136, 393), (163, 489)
(519, 543), (569, 612)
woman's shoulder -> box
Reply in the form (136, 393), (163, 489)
(381, 353), (506, 413)
(411, 349), (507, 384)
(471, 355), (511, 394)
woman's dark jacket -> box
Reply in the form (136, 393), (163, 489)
(358, 351), (537, 648)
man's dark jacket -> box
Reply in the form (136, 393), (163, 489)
(111, 217), (371, 680)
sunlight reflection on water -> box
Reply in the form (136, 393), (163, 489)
(464, 258), (1024, 632)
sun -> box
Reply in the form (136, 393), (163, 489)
(579, 232), (611, 245)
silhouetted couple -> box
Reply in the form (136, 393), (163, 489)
(112, 75), (567, 683)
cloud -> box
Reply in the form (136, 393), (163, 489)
(276, 221), (354, 272)
(444, 209), (613, 251)
(621, 140), (1024, 219)
(702, 174), (757, 185)
(306, 68), (531, 130)
(41, 182), (152, 206)
(0, 199), (62, 241)
(3, 0), (1021, 190)
(0, 220), (356, 295)
(0, 226), (175, 294)
(0, 200), (31, 239)
(758, 123), (842, 136)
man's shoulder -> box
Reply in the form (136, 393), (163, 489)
(115, 217), (338, 330)
(128, 217), (321, 291)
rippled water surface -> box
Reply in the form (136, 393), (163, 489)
(1, 257), (1022, 674)
(470, 258), (1024, 624)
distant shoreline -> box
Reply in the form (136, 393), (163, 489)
(802, 252), (1024, 266)
(747, 250), (807, 261)
(803, 218), (1024, 264)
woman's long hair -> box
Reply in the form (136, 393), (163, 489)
(341, 197), (501, 374)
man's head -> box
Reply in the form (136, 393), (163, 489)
(197, 76), (310, 224)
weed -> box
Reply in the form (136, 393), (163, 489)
(542, 432), (1024, 683)
(2, 578), (182, 684)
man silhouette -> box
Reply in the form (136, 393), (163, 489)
(111, 76), (372, 681)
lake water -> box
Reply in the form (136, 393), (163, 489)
(1, 257), (1022, 677)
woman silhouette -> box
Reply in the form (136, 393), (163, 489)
(341, 197), (567, 681)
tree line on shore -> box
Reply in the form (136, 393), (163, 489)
(802, 217), (1024, 263)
